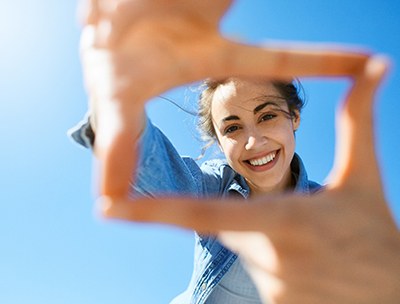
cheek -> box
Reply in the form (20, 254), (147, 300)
(271, 123), (296, 150)
(281, 127), (296, 151)
(219, 138), (240, 160)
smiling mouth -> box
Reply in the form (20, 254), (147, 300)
(246, 150), (278, 166)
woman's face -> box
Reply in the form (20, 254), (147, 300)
(211, 79), (300, 195)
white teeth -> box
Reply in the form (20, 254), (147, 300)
(249, 152), (276, 166)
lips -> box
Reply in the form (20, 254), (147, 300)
(248, 151), (277, 166)
(244, 149), (280, 171)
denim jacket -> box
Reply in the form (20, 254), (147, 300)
(69, 116), (321, 304)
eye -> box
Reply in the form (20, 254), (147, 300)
(224, 125), (240, 135)
(259, 113), (277, 122)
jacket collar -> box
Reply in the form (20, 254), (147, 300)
(227, 153), (310, 198)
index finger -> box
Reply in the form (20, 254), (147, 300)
(93, 96), (146, 199)
(77, 0), (100, 25)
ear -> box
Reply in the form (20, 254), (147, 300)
(292, 110), (301, 131)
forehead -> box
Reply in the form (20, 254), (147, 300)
(211, 79), (286, 116)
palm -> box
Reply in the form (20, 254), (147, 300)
(218, 190), (399, 303)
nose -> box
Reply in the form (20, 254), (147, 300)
(245, 131), (268, 151)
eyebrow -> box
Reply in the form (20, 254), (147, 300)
(220, 100), (283, 124)
(253, 101), (281, 114)
(222, 115), (240, 122)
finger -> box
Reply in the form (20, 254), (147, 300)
(345, 55), (390, 114)
(93, 99), (146, 198)
(99, 196), (251, 232)
(97, 193), (308, 234)
(328, 56), (390, 190)
(96, 130), (137, 198)
(103, 1), (141, 47)
(218, 40), (370, 80)
(99, 0), (170, 47)
(80, 25), (146, 200)
(78, 0), (116, 48)
(77, 0), (100, 26)
(105, 0), (232, 49)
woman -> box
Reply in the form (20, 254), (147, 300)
(71, 75), (321, 303)
(73, 1), (400, 303)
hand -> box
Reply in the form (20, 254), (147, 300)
(101, 56), (400, 304)
(79, 0), (372, 200)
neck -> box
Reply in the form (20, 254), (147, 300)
(248, 168), (294, 198)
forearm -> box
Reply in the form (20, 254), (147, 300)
(129, 116), (204, 198)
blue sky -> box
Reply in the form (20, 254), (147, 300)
(1, 1), (399, 303)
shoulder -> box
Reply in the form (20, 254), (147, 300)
(292, 153), (323, 194)
(200, 158), (235, 177)
(308, 180), (324, 193)
(199, 158), (246, 195)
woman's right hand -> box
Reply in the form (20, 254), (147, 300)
(79, 0), (240, 199)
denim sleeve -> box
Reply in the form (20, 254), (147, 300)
(67, 113), (95, 149)
(68, 114), (222, 198)
(133, 118), (209, 198)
